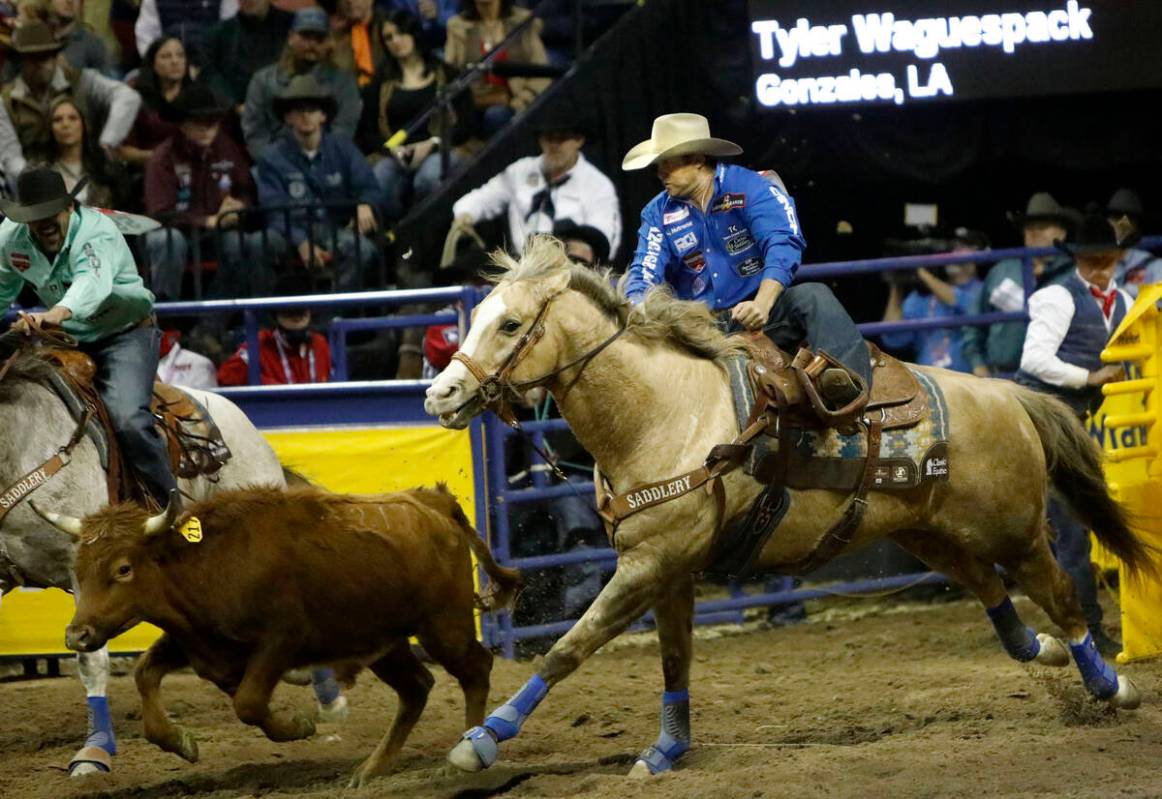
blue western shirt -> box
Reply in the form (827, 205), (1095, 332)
(624, 163), (805, 309)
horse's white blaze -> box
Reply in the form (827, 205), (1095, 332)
(425, 293), (508, 413)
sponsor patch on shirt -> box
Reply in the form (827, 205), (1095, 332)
(711, 193), (746, 213)
(736, 256), (762, 277)
(9, 252), (31, 272)
(663, 207), (690, 225)
(667, 220), (693, 234)
(673, 231), (698, 253)
(682, 251), (706, 272)
(724, 229), (755, 255)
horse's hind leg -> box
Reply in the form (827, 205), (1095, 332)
(629, 573), (695, 778)
(1000, 524), (1141, 709)
(69, 646), (116, 775)
(892, 531), (1069, 668)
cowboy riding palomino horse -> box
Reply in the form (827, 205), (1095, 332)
(424, 238), (1154, 778)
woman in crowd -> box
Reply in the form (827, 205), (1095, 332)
(118, 34), (191, 165)
(44, 96), (128, 208)
(444, 0), (549, 137)
(358, 10), (475, 221)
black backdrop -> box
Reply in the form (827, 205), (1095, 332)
(398, 0), (1162, 322)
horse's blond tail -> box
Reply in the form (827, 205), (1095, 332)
(1013, 386), (1158, 579)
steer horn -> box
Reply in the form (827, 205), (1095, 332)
(142, 490), (182, 536)
(28, 501), (84, 538)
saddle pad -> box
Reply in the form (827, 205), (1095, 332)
(727, 357), (951, 491)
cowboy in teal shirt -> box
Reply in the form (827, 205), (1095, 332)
(0, 168), (176, 507)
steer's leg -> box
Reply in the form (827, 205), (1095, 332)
(135, 634), (199, 762)
(417, 608), (494, 727)
(232, 643), (316, 742)
(629, 573), (695, 777)
(448, 553), (666, 772)
(348, 642), (435, 788)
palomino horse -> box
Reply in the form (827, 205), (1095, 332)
(424, 238), (1154, 778)
(0, 349), (345, 775)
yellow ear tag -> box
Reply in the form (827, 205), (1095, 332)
(178, 516), (203, 543)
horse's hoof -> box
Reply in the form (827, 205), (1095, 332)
(1034, 633), (1070, 667)
(1110, 674), (1142, 710)
(628, 760), (654, 779)
(174, 726), (199, 763)
(317, 694), (348, 724)
(68, 745), (112, 776)
(447, 727), (496, 772)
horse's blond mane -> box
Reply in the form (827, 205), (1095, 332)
(490, 237), (746, 362)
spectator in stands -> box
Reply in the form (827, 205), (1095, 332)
(7, 0), (112, 76)
(134, 0), (236, 68)
(880, 228), (985, 373)
(81, 0), (121, 72)
(1016, 205), (1129, 657)
(242, 6), (362, 160)
(380, 0), (458, 51)
(218, 273), (333, 385)
(357, 9), (474, 221)
(962, 192), (1075, 378)
(117, 35), (190, 165)
(201, 0), (294, 112)
(452, 109), (621, 258)
(256, 74), (383, 293)
(331, 0), (385, 88)
(1106, 188), (1162, 296)
(144, 82), (273, 301)
(156, 326), (218, 388)
(0, 20), (139, 173)
(44, 96), (129, 208)
(443, 0), (548, 137)
(552, 218), (609, 268)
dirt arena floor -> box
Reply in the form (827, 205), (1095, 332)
(2, 593), (1162, 799)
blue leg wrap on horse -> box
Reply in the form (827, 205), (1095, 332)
(311, 668), (341, 705)
(986, 598), (1041, 662)
(638, 689), (691, 774)
(1070, 633), (1119, 698)
(86, 696), (116, 755)
(482, 674), (549, 742)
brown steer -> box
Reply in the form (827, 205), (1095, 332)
(34, 485), (520, 787)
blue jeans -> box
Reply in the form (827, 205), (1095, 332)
(1048, 492), (1103, 628)
(481, 105), (515, 138)
(79, 324), (177, 506)
(762, 283), (872, 389)
(146, 228), (285, 300)
(373, 151), (460, 221)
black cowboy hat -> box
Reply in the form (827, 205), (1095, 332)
(8, 21), (64, 54)
(532, 104), (593, 141)
(272, 74), (338, 120)
(0, 167), (84, 223)
(1055, 202), (1127, 257)
(1106, 188), (1145, 220)
(552, 219), (610, 266)
(162, 82), (233, 124)
(1006, 191), (1077, 229)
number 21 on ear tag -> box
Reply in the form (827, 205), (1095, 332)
(178, 516), (202, 543)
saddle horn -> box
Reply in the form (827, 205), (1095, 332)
(28, 501), (84, 538)
(142, 491), (182, 537)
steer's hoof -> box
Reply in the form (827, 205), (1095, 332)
(628, 760), (654, 779)
(1034, 634), (1070, 667)
(68, 746), (112, 776)
(447, 726), (496, 772)
(317, 694), (349, 724)
(1111, 675), (1142, 710)
(174, 726), (200, 763)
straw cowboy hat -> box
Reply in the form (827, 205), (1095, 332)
(622, 113), (742, 171)
(0, 167), (85, 223)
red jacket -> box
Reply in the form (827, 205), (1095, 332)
(218, 329), (332, 386)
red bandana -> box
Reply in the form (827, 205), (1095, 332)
(1088, 285), (1116, 320)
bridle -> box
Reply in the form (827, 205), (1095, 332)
(449, 291), (627, 427)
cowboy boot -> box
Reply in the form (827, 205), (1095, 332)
(790, 348), (869, 428)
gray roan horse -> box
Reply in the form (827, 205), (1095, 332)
(0, 351), (344, 775)
(423, 239), (1155, 779)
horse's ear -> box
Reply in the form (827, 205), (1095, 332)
(541, 265), (571, 297)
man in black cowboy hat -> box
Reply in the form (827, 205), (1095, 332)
(453, 106), (621, 260)
(0, 167), (178, 508)
(144, 81), (275, 302)
(0, 20), (139, 173)
(1105, 188), (1162, 296)
(962, 191), (1076, 378)
(552, 218), (610, 268)
(1016, 204), (1130, 656)
(256, 73), (383, 293)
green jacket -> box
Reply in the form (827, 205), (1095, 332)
(961, 255), (1073, 373)
(0, 207), (154, 343)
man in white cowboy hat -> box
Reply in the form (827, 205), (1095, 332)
(623, 112), (869, 409)
(0, 167), (178, 510)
